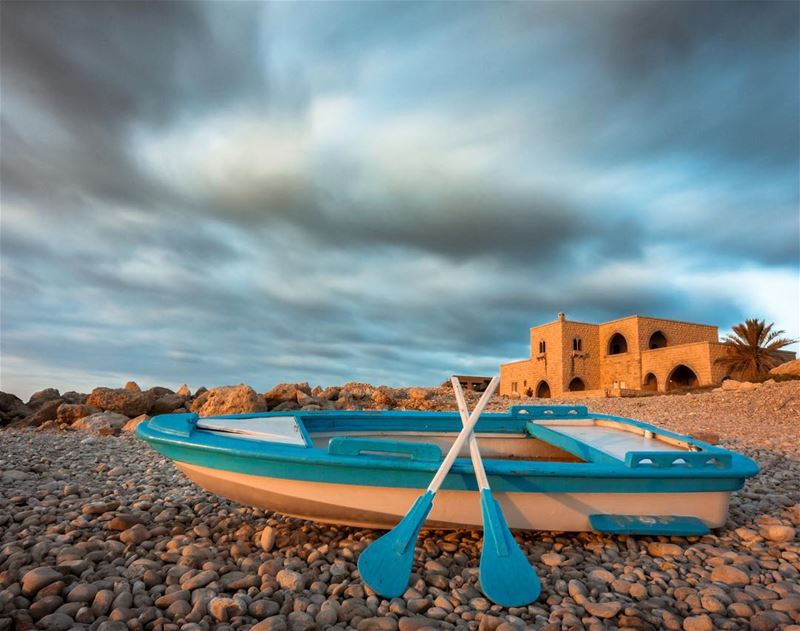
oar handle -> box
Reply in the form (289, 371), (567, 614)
(427, 376), (499, 493)
(451, 377), (490, 491)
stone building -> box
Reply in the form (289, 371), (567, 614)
(500, 313), (762, 398)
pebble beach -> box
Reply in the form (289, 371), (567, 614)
(1, 381), (799, 631)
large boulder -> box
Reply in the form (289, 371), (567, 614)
(86, 387), (152, 417)
(73, 411), (129, 435)
(57, 403), (100, 425)
(339, 383), (376, 399)
(147, 386), (175, 398)
(0, 392), (31, 425)
(26, 399), (64, 426)
(148, 393), (187, 415)
(771, 359), (800, 377)
(264, 383), (312, 408)
(27, 388), (61, 409)
(191, 385), (267, 416)
(122, 414), (150, 433)
(61, 391), (88, 404)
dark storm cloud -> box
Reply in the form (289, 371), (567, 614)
(1, 1), (797, 398)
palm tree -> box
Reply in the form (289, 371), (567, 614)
(717, 319), (797, 379)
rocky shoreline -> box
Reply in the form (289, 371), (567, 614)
(1, 381), (799, 631)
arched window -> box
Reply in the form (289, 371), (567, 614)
(568, 377), (585, 391)
(649, 331), (667, 349)
(642, 373), (658, 392)
(667, 365), (699, 391)
(535, 381), (551, 398)
(538, 340), (546, 353)
(608, 333), (628, 355)
(572, 337), (582, 351)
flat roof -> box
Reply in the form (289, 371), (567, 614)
(530, 314), (718, 330)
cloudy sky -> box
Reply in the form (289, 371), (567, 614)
(1, 1), (798, 398)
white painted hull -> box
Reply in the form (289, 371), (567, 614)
(176, 461), (731, 531)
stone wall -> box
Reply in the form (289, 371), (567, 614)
(500, 314), (726, 397)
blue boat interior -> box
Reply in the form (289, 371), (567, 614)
(144, 404), (745, 473)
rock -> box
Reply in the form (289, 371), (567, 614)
(276, 569), (305, 592)
(208, 597), (246, 621)
(407, 388), (430, 400)
(770, 358), (800, 376)
(181, 570), (219, 590)
(683, 614), (713, 631)
(541, 552), (564, 566)
(67, 583), (98, 603)
(260, 526), (276, 552)
(0, 391), (31, 424)
(647, 542), (684, 557)
(92, 589), (115, 616)
(149, 394), (186, 415)
(61, 391), (87, 404)
(191, 384), (267, 416)
(21, 566), (63, 596)
(36, 612), (74, 631)
(371, 388), (396, 407)
(119, 523), (150, 544)
(314, 601), (338, 626)
(56, 403), (99, 425)
(122, 414), (149, 432)
(588, 568), (615, 584)
(30, 595), (64, 619)
(86, 387), (152, 417)
(124, 381), (142, 392)
(251, 615), (288, 631)
(287, 611), (315, 631)
(721, 380), (742, 391)
(772, 596), (800, 612)
(340, 382), (376, 398)
(249, 599), (280, 618)
(399, 617), (442, 631)
(26, 398), (63, 426)
(584, 601), (622, 619)
(27, 388), (61, 409)
(177, 384), (191, 396)
(72, 411), (129, 434)
(264, 383), (312, 408)
(750, 611), (789, 631)
(358, 617), (399, 631)
(760, 524), (795, 542)
(710, 565), (750, 586)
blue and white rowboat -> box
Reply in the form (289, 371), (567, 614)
(136, 405), (758, 535)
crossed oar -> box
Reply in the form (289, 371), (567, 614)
(358, 376), (541, 607)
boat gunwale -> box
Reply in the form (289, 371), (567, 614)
(136, 409), (759, 489)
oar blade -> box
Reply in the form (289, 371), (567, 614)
(479, 489), (541, 607)
(358, 491), (434, 598)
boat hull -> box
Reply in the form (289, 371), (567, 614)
(177, 461), (731, 531)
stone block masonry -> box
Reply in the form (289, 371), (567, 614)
(499, 312), (758, 398)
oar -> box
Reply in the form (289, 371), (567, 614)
(358, 377), (500, 598)
(451, 377), (541, 607)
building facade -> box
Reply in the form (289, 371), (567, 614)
(500, 313), (740, 398)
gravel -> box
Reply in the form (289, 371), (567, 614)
(1, 381), (799, 630)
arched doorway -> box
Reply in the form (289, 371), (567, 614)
(567, 377), (585, 392)
(536, 381), (551, 398)
(648, 331), (667, 349)
(667, 365), (699, 391)
(608, 333), (628, 355)
(642, 373), (658, 392)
